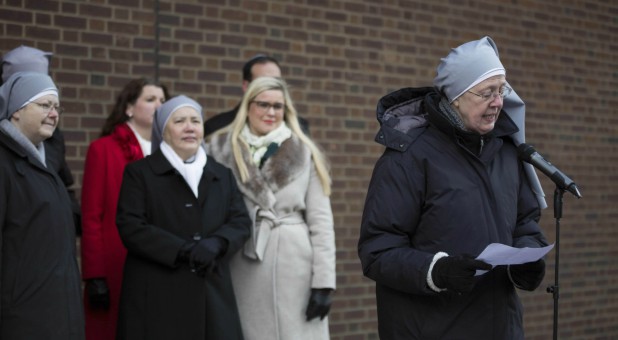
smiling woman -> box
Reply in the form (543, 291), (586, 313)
(0, 71), (85, 339)
(12, 96), (61, 144)
(208, 77), (336, 340)
(1, 73), (60, 146)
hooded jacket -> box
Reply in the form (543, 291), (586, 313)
(358, 87), (548, 339)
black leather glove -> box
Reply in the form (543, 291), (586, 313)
(190, 237), (226, 273)
(509, 259), (545, 291)
(305, 288), (333, 321)
(431, 255), (492, 293)
(86, 278), (110, 310)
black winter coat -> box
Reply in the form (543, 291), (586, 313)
(45, 128), (81, 234)
(0, 132), (84, 339)
(358, 88), (548, 340)
(115, 148), (251, 340)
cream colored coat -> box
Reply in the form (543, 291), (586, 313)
(208, 132), (336, 340)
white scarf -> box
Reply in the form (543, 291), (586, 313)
(241, 123), (292, 166)
(127, 123), (152, 156)
(160, 142), (206, 198)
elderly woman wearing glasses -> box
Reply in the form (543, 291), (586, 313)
(208, 76), (336, 340)
(358, 36), (549, 339)
(0, 72), (84, 339)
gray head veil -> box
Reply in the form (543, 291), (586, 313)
(0, 71), (58, 166)
(151, 95), (204, 153)
(0, 71), (58, 121)
(433, 36), (547, 209)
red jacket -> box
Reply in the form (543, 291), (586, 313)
(81, 123), (143, 340)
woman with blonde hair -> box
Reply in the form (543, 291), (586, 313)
(209, 76), (336, 340)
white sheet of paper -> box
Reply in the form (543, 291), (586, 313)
(474, 243), (554, 276)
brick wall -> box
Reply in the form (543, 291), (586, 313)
(1, 1), (616, 338)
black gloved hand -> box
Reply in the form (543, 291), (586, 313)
(509, 259), (545, 291)
(176, 240), (196, 265)
(190, 237), (226, 273)
(305, 288), (333, 321)
(86, 278), (110, 310)
(431, 255), (492, 293)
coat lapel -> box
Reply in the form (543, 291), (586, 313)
(197, 159), (219, 208)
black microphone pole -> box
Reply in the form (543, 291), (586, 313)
(518, 143), (582, 340)
(548, 187), (563, 340)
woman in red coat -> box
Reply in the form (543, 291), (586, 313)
(80, 78), (169, 340)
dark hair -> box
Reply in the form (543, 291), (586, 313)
(101, 78), (170, 136)
(242, 54), (281, 82)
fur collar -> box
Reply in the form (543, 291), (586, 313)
(209, 132), (309, 209)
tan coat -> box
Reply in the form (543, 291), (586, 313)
(209, 132), (336, 340)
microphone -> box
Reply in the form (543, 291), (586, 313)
(517, 143), (582, 198)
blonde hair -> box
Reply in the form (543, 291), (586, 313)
(224, 77), (331, 196)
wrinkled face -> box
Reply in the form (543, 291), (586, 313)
(163, 107), (204, 161)
(453, 75), (506, 135)
(242, 62), (281, 92)
(127, 85), (166, 130)
(11, 94), (60, 145)
(247, 89), (285, 136)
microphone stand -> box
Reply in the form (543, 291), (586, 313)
(547, 187), (564, 340)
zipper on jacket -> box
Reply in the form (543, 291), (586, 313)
(479, 136), (485, 156)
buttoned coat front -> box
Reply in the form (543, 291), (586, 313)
(115, 148), (251, 340)
(209, 132), (336, 340)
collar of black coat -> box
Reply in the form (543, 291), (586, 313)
(373, 87), (519, 154)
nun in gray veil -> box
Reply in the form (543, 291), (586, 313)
(359, 36), (550, 339)
(0, 71), (84, 339)
(115, 94), (250, 340)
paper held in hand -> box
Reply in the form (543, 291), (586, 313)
(474, 243), (555, 276)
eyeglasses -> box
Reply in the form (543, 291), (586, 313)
(467, 85), (512, 102)
(251, 101), (285, 112)
(32, 102), (64, 115)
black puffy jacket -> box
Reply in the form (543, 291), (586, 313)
(358, 88), (548, 340)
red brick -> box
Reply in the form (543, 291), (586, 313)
(1, 2), (616, 339)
